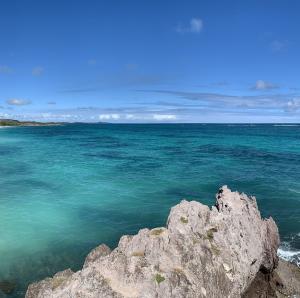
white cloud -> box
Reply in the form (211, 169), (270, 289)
(152, 114), (177, 121)
(125, 114), (177, 121)
(6, 98), (32, 106)
(99, 114), (120, 120)
(32, 66), (44, 76)
(190, 18), (203, 33)
(252, 80), (278, 90)
(0, 65), (13, 74)
(176, 18), (203, 34)
(125, 114), (136, 120)
(285, 98), (300, 112)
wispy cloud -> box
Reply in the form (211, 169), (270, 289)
(251, 80), (279, 91)
(176, 18), (203, 34)
(152, 114), (177, 121)
(59, 87), (100, 93)
(141, 89), (299, 113)
(47, 101), (56, 105)
(0, 65), (14, 74)
(270, 40), (288, 52)
(99, 114), (120, 120)
(6, 98), (32, 106)
(32, 66), (44, 76)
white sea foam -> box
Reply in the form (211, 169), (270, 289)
(278, 244), (300, 267)
(226, 124), (257, 126)
(273, 124), (300, 127)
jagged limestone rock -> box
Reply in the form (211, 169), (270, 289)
(26, 186), (285, 298)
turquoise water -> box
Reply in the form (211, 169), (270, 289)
(0, 124), (300, 297)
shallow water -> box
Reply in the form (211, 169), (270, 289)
(0, 124), (300, 297)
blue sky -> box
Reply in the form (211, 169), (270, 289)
(1, 0), (300, 123)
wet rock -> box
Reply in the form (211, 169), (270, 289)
(0, 280), (16, 294)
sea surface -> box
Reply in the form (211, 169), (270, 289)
(0, 124), (300, 297)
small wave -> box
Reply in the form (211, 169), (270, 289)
(278, 244), (300, 267)
(288, 188), (300, 194)
(273, 124), (300, 127)
(225, 124), (257, 126)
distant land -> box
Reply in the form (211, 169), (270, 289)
(0, 119), (110, 127)
(0, 119), (65, 127)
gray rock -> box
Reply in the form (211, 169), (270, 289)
(242, 259), (300, 297)
(84, 244), (111, 268)
(26, 269), (74, 297)
(26, 186), (297, 298)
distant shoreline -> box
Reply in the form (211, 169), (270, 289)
(1, 119), (300, 127)
(0, 119), (65, 127)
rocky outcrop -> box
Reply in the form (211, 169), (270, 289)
(243, 259), (300, 297)
(26, 186), (299, 298)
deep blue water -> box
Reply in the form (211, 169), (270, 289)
(0, 123), (300, 297)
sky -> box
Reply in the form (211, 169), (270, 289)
(0, 0), (300, 123)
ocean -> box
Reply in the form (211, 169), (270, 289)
(0, 123), (299, 297)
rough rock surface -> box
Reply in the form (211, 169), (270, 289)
(243, 259), (300, 297)
(26, 186), (294, 298)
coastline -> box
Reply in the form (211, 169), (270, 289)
(0, 123), (64, 127)
(0, 118), (65, 127)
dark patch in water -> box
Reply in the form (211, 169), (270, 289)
(82, 151), (125, 160)
(114, 154), (163, 173)
(160, 145), (186, 155)
(139, 161), (162, 169)
(165, 188), (201, 199)
(196, 144), (300, 164)
(127, 155), (149, 163)
(78, 135), (130, 149)
(79, 142), (129, 149)
(0, 179), (55, 193)
(0, 145), (21, 156)
(157, 134), (197, 138)
(0, 163), (31, 176)
(116, 160), (162, 173)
